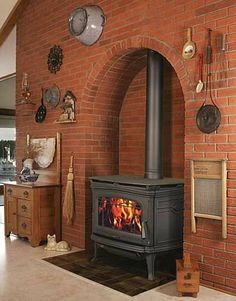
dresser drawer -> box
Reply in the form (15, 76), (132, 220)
(18, 217), (32, 235)
(18, 199), (32, 218)
(6, 186), (32, 200)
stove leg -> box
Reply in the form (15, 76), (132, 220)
(146, 253), (156, 281)
(91, 242), (98, 262)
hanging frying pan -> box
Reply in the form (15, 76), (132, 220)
(196, 28), (221, 134)
(196, 104), (221, 134)
(35, 88), (47, 123)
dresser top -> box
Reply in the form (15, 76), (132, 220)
(2, 181), (61, 188)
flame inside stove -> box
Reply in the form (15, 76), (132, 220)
(98, 197), (142, 234)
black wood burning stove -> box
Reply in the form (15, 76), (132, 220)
(90, 176), (183, 280)
(90, 50), (184, 280)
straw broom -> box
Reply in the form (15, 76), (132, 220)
(63, 155), (74, 225)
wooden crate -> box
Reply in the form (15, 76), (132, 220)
(176, 253), (200, 298)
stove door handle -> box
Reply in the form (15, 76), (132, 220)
(141, 221), (148, 239)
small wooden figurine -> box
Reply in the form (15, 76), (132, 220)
(57, 90), (76, 123)
(176, 253), (200, 298)
(44, 234), (71, 252)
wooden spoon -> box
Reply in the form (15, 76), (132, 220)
(182, 27), (196, 60)
(196, 53), (204, 93)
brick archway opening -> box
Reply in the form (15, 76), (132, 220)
(81, 44), (186, 248)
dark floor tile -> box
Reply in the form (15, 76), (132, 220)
(43, 250), (174, 296)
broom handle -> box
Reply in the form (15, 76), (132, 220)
(70, 155), (73, 168)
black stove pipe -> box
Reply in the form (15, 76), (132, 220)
(144, 50), (163, 180)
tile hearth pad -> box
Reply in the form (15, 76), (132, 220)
(43, 251), (175, 296)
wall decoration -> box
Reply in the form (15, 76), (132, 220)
(35, 88), (47, 123)
(21, 72), (32, 103)
(55, 90), (76, 123)
(196, 29), (221, 134)
(47, 45), (63, 74)
(68, 5), (106, 46)
(195, 53), (204, 93)
(44, 85), (60, 108)
(182, 27), (196, 60)
(30, 137), (56, 168)
(191, 159), (227, 239)
(26, 133), (61, 185)
(215, 33), (227, 86)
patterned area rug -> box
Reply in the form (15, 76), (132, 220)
(44, 250), (178, 296)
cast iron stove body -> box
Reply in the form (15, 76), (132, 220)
(90, 175), (184, 280)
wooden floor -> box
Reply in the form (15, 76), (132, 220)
(44, 250), (176, 296)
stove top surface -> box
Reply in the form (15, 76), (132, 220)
(90, 175), (184, 187)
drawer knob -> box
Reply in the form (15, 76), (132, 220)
(23, 191), (29, 198)
(7, 188), (12, 194)
(21, 223), (27, 229)
(21, 205), (27, 211)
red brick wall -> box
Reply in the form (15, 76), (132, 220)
(119, 68), (146, 176)
(120, 61), (184, 178)
(15, 0), (236, 295)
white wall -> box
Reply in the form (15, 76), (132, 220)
(0, 26), (16, 78)
(0, 76), (16, 109)
(0, 0), (18, 28)
(0, 1), (17, 132)
(0, 117), (15, 129)
(0, 0), (17, 78)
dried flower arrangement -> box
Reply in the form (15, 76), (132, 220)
(24, 142), (42, 160)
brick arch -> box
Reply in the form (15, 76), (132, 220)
(81, 36), (187, 249)
(81, 36), (191, 106)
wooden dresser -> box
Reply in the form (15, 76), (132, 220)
(4, 181), (61, 247)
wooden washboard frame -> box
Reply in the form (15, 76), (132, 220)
(26, 132), (61, 185)
(191, 159), (227, 239)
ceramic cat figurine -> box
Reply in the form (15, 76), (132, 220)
(44, 234), (71, 252)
